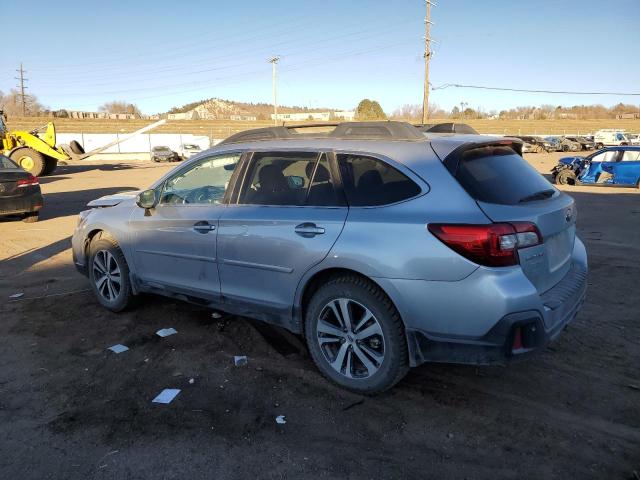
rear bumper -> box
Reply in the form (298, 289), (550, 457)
(406, 262), (586, 366)
(0, 192), (43, 216)
(376, 237), (588, 367)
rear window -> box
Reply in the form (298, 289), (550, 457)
(454, 146), (554, 205)
(0, 155), (18, 169)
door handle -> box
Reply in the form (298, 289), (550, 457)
(193, 221), (216, 234)
(295, 222), (325, 237)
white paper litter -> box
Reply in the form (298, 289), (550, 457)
(156, 328), (177, 337)
(108, 344), (129, 354)
(152, 389), (181, 404)
(234, 356), (248, 366)
(188, 378), (195, 384)
(275, 415), (286, 424)
(9, 293), (24, 299)
(211, 312), (223, 319)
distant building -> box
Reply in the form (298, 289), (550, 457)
(333, 111), (356, 121)
(168, 111), (199, 120)
(270, 111), (355, 122)
(616, 113), (640, 120)
(229, 114), (257, 121)
(67, 111), (137, 120)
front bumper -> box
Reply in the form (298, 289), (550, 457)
(0, 192), (43, 216)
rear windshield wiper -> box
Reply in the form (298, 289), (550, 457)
(518, 189), (555, 203)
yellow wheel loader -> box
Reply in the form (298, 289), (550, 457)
(1, 112), (166, 177)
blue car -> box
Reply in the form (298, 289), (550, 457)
(552, 146), (640, 187)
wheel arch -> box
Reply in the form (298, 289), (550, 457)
(294, 266), (407, 336)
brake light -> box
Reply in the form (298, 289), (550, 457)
(16, 175), (39, 188)
(428, 222), (542, 267)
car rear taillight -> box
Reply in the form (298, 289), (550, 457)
(428, 222), (542, 267)
(16, 175), (39, 188)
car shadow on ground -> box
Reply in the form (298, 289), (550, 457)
(38, 186), (138, 220)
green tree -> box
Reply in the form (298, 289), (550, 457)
(355, 99), (387, 120)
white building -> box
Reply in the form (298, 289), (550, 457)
(270, 111), (356, 122)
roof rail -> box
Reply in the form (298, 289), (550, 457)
(415, 122), (479, 135)
(219, 121), (425, 145)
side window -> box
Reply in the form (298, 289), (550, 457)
(160, 153), (240, 205)
(621, 151), (640, 162)
(307, 153), (340, 206)
(239, 152), (318, 206)
(337, 154), (421, 206)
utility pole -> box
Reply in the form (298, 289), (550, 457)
(422, 1), (435, 124)
(15, 63), (28, 116)
(269, 56), (280, 126)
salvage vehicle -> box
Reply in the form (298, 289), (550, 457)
(565, 136), (595, 151)
(73, 122), (588, 393)
(593, 129), (630, 149)
(177, 143), (202, 159)
(625, 133), (640, 145)
(552, 146), (640, 187)
(150, 146), (181, 162)
(510, 136), (546, 153)
(0, 155), (42, 222)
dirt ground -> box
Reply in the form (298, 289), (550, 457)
(0, 152), (638, 479)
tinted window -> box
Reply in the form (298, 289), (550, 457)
(307, 153), (340, 206)
(0, 155), (18, 169)
(337, 154), (421, 206)
(455, 146), (554, 205)
(239, 152), (318, 206)
(160, 153), (239, 205)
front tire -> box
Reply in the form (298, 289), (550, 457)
(22, 213), (39, 223)
(88, 236), (134, 312)
(555, 169), (577, 186)
(10, 148), (46, 176)
(304, 275), (408, 394)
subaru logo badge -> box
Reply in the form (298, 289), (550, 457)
(565, 209), (573, 223)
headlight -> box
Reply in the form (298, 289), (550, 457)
(77, 209), (92, 227)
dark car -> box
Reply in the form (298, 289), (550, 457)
(565, 136), (595, 151)
(151, 146), (181, 163)
(0, 155), (43, 222)
(552, 146), (640, 187)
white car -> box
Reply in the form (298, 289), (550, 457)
(177, 143), (202, 159)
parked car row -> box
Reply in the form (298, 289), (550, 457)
(510, 135), (595, 153)
(150, 144), (203, 163)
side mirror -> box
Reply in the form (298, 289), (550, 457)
(136, 189), (158, 210)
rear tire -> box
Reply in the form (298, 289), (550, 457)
(304, 275), (409, 394)
(10, 148), (46, 177)
(596, 143), (604, 150)
(88, 236), (134, 312)
(555, 169), (577, 186)
(22, 213), (39, 223)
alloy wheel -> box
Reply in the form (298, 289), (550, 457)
(316, 298), (385, 379)
(92, 250), (122, 302)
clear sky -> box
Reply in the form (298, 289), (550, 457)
(2, 0), (639, 114)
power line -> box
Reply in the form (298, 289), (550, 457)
(14, 63), (28, 115)
(432, 83), (640, 96)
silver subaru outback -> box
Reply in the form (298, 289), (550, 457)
(72, 122), (587, 393)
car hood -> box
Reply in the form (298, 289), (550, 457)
(558, 155), (585, 166)
(87, 191), (141, 207)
